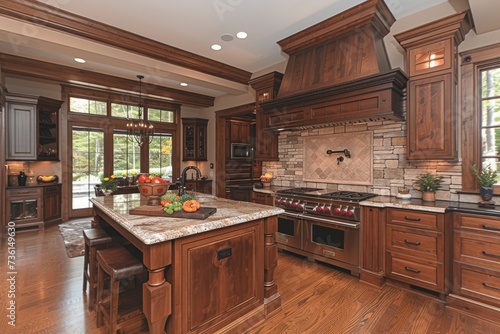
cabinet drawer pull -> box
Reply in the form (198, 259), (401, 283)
(404, 266), (421, 274)
(482, 251), (500, 258)
(404, 239), (421, 246)
(482, 224), (500, 232)
(404, 216), (421, 222)
(482, 282), (500, 291)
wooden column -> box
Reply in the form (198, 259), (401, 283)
(360, 206), (386, 287)
(263, 215), (281, 314)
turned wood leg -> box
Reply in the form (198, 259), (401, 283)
(142, 268), (171, 334)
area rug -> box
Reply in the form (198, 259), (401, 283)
(58, 219), (91, 258)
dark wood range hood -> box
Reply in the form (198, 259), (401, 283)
(260, 0), (408, 130)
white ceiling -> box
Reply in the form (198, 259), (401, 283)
(0, 0), (498, 100)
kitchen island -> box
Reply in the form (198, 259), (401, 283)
(90, 193), (284, 334)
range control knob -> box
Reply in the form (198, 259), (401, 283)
(333, 207), (341, 215)
(346, 208), (355, 217)
(291, 200), (299, 208)
(323, 205), (331, 213)
(285, 198), (292, 207)
(315, 204), (323, 212)
(275, 198), (280, 206)
(297, 202), (304, 210)
(340, 206), (346, 215)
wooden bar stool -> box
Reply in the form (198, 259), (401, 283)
(83, 227), (113, 311)
(96, 247), (145, 334)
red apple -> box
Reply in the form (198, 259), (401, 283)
(151, 176), (163, 184)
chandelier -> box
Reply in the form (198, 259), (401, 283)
(127, 75), (154, 147)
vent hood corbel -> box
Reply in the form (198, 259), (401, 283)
(260, 0), (408, 131)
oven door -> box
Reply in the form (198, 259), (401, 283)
(301, 214), (359, 267)
(276, 212), (302, 250)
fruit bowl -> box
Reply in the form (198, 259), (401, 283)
(138, 183), (170, 206)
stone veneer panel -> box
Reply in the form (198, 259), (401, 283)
(263, 120), (480, 203)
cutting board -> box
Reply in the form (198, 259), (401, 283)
(129, 205), (217, 219)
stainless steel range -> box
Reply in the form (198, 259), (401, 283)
(274, 187), (377, 276)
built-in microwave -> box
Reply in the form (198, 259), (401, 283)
(231, 143), (253, 160)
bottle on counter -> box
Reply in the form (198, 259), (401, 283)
(18, 171), (27, 186)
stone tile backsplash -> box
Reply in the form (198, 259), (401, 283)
(262, 120), (479, 203)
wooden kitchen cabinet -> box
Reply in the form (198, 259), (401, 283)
(249, 72), (283, 161)
(5, 187), (43, 230)
(182, 118), (208, 161)
(252, 191), (274, 206)
(448, 212), (500, 322)
(394, 12), (471, 160)
(42, 184), (62, 226)
(183, 179), (212, 194)
(6, 93), (62, 161)
(230, 121), (251, 144)
(171, 220), (263, 333)
(385, 208), (450, 294)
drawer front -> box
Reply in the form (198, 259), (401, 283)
(454, 213), (500, 235)
(455, 231), (500, 270)
(389, 209), (441, 231)
(386, 252), (442, 291)
(387, 224), (441, 259)
(7, 187), (42, 198)
(457, 265), (500, 306)
(43, 185), (60, 196)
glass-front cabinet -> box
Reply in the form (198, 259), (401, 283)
(182, 118), (208, 161)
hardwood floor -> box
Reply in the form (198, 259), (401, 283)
(1, 222), (500, 334)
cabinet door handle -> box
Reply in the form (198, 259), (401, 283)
(482, 250), (500, 258)
(404, 216), (421, 222)
(404, 239), (421, 246)
(404, 266), (421, 274)
(482, 282), (500, 291)
(482, 224), (500, 232)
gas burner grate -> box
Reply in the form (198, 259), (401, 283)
(319, 191), (377, 201)
(278, 187), (322, 195)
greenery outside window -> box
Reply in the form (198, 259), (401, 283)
(113, 132), (141, 176)
(480, 66), (500, 186)
(149, 133), (173, 180)
(149, 108), (174, 123)
(70, 97), (106, 115)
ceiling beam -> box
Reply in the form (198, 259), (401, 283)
(0, 53), (215, 108)
(0, 0), (252, 85)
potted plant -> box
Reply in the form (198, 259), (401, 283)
(470, 164), (497, 202)
(100, 174), (118, 195)
(414, 172), (443, 201)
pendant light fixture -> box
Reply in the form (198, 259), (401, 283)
(127, 75), (154, 146)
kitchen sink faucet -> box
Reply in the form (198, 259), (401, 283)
(178, 166), (201, 196)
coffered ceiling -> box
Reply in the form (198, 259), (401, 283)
(0, 0), (498, 101)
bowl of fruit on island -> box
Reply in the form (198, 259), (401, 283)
(260, 173), (273, 188)
(137, 173), (171, 206)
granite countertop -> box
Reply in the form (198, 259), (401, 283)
(90, 193), (284, 245)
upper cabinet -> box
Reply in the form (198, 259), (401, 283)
(394, 12), (472, 160)
(6, 93), (62, 161)
(230, 121), (252, 144)
(249, 72), (283, 161)
(182, 118), (208, 161)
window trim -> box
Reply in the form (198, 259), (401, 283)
(460, 43), (500, 192)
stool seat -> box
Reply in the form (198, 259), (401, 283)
(96, 246), (145, 333)
(83, 227), (114, 311)
(97, 247), (144, 280)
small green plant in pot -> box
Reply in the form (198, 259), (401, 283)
(470, 164), (497, 202)
(414, 172), (443, 201)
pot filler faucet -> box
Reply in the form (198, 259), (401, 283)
(178, 166), (201, 196)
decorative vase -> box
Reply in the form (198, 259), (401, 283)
(422, 191), (436, 202)
(480, 186), (494, 202)
(102, 189), (113, 196)
(18, 171), (27, 186)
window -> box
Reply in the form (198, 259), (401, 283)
(149, 108), (174, 123)
(149, 133), (173, 180)
(111, 102), (141, 119)
(479, 67), (500, 185)
(113, 131), (141, 175)
(461, 45), (500, 191)
(70, 97), (106, 115)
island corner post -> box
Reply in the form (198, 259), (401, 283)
(91, 201), (282, 334)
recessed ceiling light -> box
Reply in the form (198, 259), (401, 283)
(211, 44), (222, 51)
(74, 57), (86, 63)
(180, 83), (188, 87)
(236, 31), (248, 39)
(221, 33), (234, 42)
